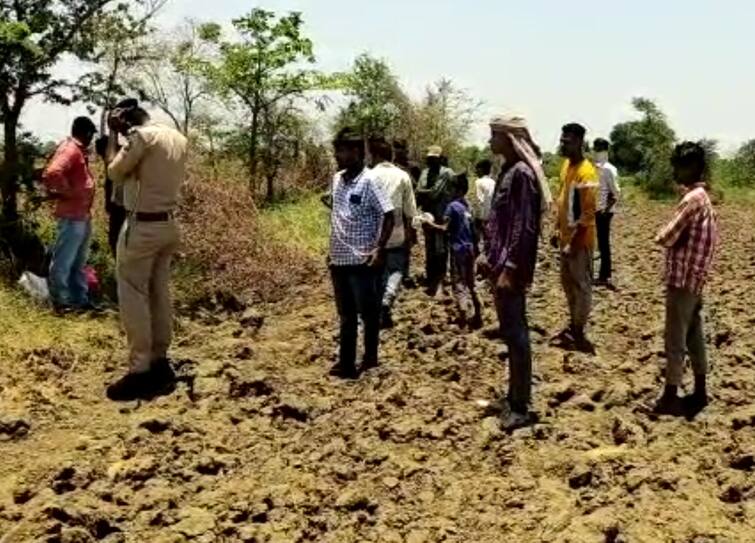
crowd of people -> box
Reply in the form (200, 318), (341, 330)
(39, 101), (718, 431)
(325, 116), (718, 431)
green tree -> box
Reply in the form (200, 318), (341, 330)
(0, 0), (155, 221)
(336, 54), (412, 141)
(197, 9), (328, 198)
(609, 97), (676, 195)
(722, 139), (755, 186)
(130, 20), (217, 135)
(413, 79), (482, 164)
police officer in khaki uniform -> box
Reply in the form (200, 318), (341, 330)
(105, 99), (188, 401)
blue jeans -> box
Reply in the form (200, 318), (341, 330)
(49, 218), (92, 307)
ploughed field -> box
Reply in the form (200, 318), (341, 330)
(1, 197), (754, 542)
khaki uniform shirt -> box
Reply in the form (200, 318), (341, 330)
(109, 124), (188, 213)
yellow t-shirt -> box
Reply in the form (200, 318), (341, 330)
(557, 159), (599, 251)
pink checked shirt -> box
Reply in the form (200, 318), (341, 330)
(656, 184), (718, 295)
(42, 138), (95, 221)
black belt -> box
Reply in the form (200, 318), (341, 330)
(131, 211), (173, 222)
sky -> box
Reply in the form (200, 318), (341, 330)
(23, 0), (755, 154)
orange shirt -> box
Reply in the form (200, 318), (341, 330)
(557, 159), (598, 251)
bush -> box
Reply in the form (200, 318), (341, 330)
(175, 167), (318, 308)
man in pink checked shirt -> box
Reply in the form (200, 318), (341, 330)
(43, 117), (98, 313)
(654, 142), (719, 416)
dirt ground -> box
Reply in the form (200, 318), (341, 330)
(1, 198), (754, 543)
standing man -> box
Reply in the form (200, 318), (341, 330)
(483, 116), (551, 431)
(593, 138), (620, 288)
(654, 142), (718, 415)
(104, 99), (188, 401)
(473, 159), (496, 248)
(43, 117), (98, 313)
(416, 146), (455, 296)
(95, 134), (127, 257)
(552, 123), (598, 354)
(329, 128), (395, 379)
(393, 139), (419, 287)
(370, 137), (417, 328)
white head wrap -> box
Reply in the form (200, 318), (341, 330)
(490, 115), (553, 214)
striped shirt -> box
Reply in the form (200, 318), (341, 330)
(656, 184), (718, 295)
(329, 168), (394, 266)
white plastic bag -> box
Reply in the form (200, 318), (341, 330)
(412, 212), (435, 229)
(18, 272), (50, 304)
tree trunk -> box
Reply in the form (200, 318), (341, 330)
(265, 172), (275, 203)
(249, 110), (259, 192)
(1, 113), (20, 221)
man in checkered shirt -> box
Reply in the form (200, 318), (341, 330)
(328, 127), (395, 379)
(654, 141), (719, 415)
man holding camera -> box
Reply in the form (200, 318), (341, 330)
(105, 98), (188, 401)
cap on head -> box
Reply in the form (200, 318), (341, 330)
(114, 98), (139, 110)
(426, 145), (443, 158)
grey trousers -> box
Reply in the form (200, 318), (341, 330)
(495, 286), (532, 413)
(560, 247), (593, 329)
(664, 287), (708, 386)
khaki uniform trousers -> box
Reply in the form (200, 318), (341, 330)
(117, 219), (180, 373)
(560, 247), (593, 329)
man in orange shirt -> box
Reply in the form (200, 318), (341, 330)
(551, 123), (598, 353)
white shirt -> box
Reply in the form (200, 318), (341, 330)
(474, 175), (496, 221)
(596, 161), (620, 212)
(372, 162), (418, 249)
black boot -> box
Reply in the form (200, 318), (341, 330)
(329, 362), (359, 380)
(684, 374), (709, 414)
(653, 385), (683, 415)
(106, 372), (158, 402)
(380, 306), (394, 329)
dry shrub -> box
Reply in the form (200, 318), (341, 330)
(175, 168), (316, 308)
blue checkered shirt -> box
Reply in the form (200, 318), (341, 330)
(329, 168), (394, 266)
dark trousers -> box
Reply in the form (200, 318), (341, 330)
(424, 229), (448, 295)
(108, 204), (128, 257)
(495, 286), (532, 413)
(331, 265), (381, 369)
(596, 211), (613, 281)
(403, 243), (412, 279)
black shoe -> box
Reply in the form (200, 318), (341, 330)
(53, 304), (76, 316)
(682, 393), (709, 418)
(653, 394), (684, 416)
(595, 278), (617, 291)
(549, 327), (575, 347)
(106, 372), (159, 402)
(329, 363), (359, 380)
(151, 357), (177, 382)
(380, 307), (394, 329)
(76, 301), (105, 314)
(574, 335), (596, 355)
(501, 410), (536, 433)
(361, 359), (379, 372)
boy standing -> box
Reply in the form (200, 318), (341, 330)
(654, 142), (718, 415)
(427, 174), (482, 328)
